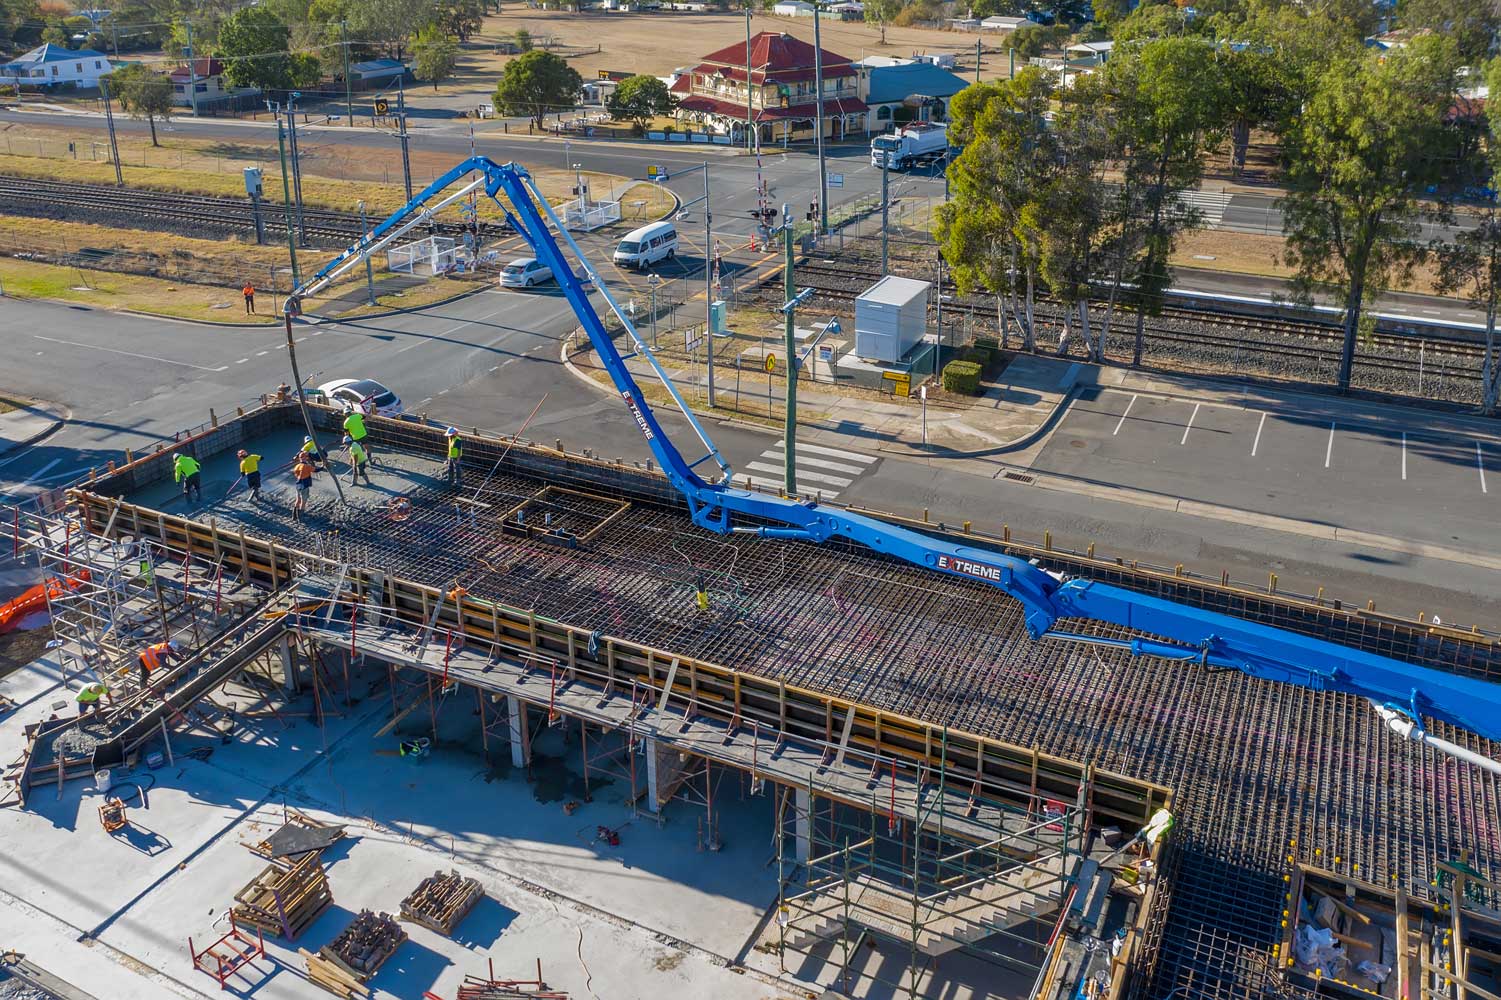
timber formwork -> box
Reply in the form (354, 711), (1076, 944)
(65, 401), (1501, 1000)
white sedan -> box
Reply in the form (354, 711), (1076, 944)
(315, 378), (404, 416)
(499, 257), (554, 288)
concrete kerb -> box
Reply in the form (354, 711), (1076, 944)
(0, 396), (69, 457)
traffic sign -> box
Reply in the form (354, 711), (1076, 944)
(765, 354), (777, 373)
(374, 99), (390, 115)
(828, 173), (844, 188)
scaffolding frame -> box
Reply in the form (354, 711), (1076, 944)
(773, 747), (1087, 1000)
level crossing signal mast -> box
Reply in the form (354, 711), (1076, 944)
(285, 156), (1501, 755)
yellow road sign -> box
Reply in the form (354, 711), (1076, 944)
(883, 370), (911, 397)
(765, 354), (777, 373)
(374, 99), (390, 115)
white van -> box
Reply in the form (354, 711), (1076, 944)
(613, 221), (678, 269)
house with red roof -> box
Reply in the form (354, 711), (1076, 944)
(671, 31), (869, 143)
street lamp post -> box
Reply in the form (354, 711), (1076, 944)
(662, 163), (718, 408)
(358, 200), (376, 306)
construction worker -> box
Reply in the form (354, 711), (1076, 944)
(1131, 808), (1176, 858)
(292, 452), (315, 517)
(343, 408), (373, 464)
(344, 435), (370, 485)
(299, 435), (322, 466)
(237, 449), (263, 500)
(444, 427), (462, 487)
(75, 680), (111, 716)
(138, 639), (184, 690)
(242, 282), (256, 315)
(173, 453), (202, 503)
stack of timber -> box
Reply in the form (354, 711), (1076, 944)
(231, 851), (332, 940)
(321, 910), (406, 980)
(245, 810), (347, 862)
(400, 869), (485, 936)
(300, 948), (370, 999)
(456, 975), (570, 999)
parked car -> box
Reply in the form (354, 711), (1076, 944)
(499, 257), (555, 287)
(314, 378), (404, 416)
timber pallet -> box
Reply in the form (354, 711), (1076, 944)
(321, 910), (405, 981)
(231, 851), (332, 941)
(400, 869), (485, 937)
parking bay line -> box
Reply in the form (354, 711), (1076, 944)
(1480, 441), (1489, 494)
(1325, 422), (1336, 469)
(1179, 402), (1200, 445)
(1113, 394), (1137, 436)
(1402, 432), (1407, 481)
(1251, 412), (1266, 456)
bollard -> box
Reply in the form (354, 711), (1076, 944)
(1316, 586), (1324, 605)
(1044, 531), (1052, 551)
(556, 438), (563, 452)
(962, 520), (970, 533)
(1268, 572), (1277, 594)
(923, 508), (929, 523)
(1086, 543), (1095, 559)
(1002, 524), (1010, 542)
(1174, 563), (1183, 576)
(1367, 600), (1376, 611)
(1221, 570), (1230, 586)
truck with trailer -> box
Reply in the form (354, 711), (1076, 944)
(870, 122), (950, 170)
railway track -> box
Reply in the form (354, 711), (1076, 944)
(794, 260), (1484, 358)
(0, 174), (497, 247)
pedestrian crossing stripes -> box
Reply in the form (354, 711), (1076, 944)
(1175, 190), (1231, 229)
(737, 440), (878, 500)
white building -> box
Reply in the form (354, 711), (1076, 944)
(980, 15), (1028, 31)
(1, 43), (113, 88)
(773, 1), (815, 15)
(1066, 40), (1114, 65)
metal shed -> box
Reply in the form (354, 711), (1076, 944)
(854, 275), (929, 363)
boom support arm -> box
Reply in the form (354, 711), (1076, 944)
(290, 156), (1501, 747)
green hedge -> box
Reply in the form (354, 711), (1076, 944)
(964, 346), (992, 367)
(942, 360), (982, 395)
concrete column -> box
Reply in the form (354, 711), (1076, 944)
(794, 786), (812, 864)
(507, 696), (529, 768)
(645, 737), (662, 813)
(279, 635), (300, 694)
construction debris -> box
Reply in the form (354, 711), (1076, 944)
(300, 948), (369, 999)
(399, 869), (485, 937)
(245, 809), (346, 861)
(98, 797), (126, 833)
(231, 851), (333, 941)
(320, 910), (406, 981)
(454, 961), (568, 1000)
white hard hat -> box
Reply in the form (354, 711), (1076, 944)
(445, 426), (458, 436)
(304, 436), (313, 444)
(168, 640), (181, 651)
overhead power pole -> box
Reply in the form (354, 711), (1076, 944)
(285, 98), (307, 247)
(100, 77), (122, 187)
(812, 3), (829, 234)
(975, 38), (981, 82)
(880, 153), (889, 274)
(341, 20), (353, 126)
(703, 164), (716, 408)
(184, 22), (198, 117)
(744, 8), (754, 152)
(397, 76), (413, 201)
(782, 201), (797, 494)
(271, 103), (300, 288)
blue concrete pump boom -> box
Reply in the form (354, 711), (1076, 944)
(290, 157), (1501, 747)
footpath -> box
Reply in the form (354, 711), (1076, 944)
(0, 397), (65, 458)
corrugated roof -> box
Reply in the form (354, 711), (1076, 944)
(6, 43), (109, 66)
(696, 30), (853, 80)
(857, 275), (930, 307)
(865, 62), (970, 105)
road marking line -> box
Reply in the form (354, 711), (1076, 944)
(2, 458), (62, 497)
(256, 351), (269, 356)
(776, 440), (877, 463)
(744, 461), (850, 487)
(1402, 432), (1407, 481)
(1251, 412), (1266, 456)
(1480, 441), (1489, 494)
(1113, 394), (1137, 436)
(742, 472), (839, 498)
(761, 451), (867, 475)
(236, 358), (249, 364)
(1180, 402), (1200, 445)
(32, 335), (228, 372)
(1325, 422), (1336, 468)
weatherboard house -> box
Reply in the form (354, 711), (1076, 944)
(671, 31), (868, 142)
(1, 43), (113, 89)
